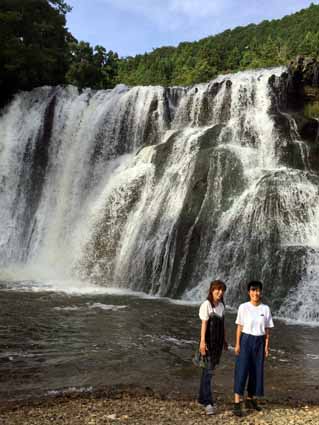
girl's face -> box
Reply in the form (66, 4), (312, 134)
(249, 287), (262, 303)
(212, 287), (224, 303)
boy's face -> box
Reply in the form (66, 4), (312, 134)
(248, 286), (262, 303)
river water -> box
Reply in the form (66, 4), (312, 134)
(1, 280), (319, 403)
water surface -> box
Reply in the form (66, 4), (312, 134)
(1, 281), (319, 402)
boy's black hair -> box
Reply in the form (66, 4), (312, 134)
(247, 280), (263, 291)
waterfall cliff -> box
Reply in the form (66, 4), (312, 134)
(1, 67), (319, 322)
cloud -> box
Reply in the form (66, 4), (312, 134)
(169, 0), (227, 18)
(99, 0), (318, 30)
(100, 0), (230, 31)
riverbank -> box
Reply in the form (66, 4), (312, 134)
(1, 389), (319, 425)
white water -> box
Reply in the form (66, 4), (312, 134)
(1, 68), (319, 323)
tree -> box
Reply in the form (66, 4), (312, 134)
(299, 31), (318, 56)
(66, 42), (119, 89)
(190, 60), (217, 84)
(116, 3), (319, 86)
(0, 0), (72, 106)
(66, 41), (99, 89)
(49, 0), (72, 15)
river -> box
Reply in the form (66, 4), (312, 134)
(1, 280), (318, 403)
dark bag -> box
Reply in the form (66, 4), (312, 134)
(192, 349), (209, 368)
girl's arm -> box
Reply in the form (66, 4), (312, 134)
(235, 324), (243, 355)
(199, 320), (208, 355)
(265, 328), (270, 357)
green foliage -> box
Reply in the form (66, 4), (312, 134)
(49, 0), (72, 15)
(118, 3), (319, 86)
(2, 1), (319, 101)
(0, 0), (120, 104)
(65, 41), (119, 89)
(0, 0), (72, 106)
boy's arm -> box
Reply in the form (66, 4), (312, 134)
(235, 324), (243, 355)
(265, 328), (270, 357)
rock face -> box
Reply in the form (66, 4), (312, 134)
(269, 57), (319, 175)
(269, 56), (319, 110)
(1, 67), (319, 321)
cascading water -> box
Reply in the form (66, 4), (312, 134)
(0, 84), (171, 279)
(1, 68), (319, 323)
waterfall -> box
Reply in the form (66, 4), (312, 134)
(1, 68), (319, 322)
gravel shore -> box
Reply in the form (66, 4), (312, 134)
(1, 391), (319, 425)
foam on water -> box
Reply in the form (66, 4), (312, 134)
(0, 278), (133, 296)
(46, 386), (93, 397)
(88, 303), (127, 311)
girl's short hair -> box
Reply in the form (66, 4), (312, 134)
(247, 280), (263, 291)
(207, 279), (226, 305)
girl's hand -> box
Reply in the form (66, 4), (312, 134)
(265, 346), (269, 358)
(199, 341), (207, 355)
(235, 344), (240, 356)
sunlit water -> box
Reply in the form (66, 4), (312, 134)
(1, 281), (319, 403)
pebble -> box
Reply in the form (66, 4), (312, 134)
(107, 414), (117, 419)
(1, 394), (319, 425)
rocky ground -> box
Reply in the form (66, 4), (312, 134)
(1, 391), (319, 425)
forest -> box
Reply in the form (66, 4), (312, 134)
(118, 2), (319, 86)
(1, 0), (319, 106)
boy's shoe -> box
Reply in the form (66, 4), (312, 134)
(205, 404), (216, 415)
(245, 398), (262, 411)
(233, 402), (243, 417)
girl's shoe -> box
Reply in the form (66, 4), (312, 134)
(205, 404), (216, 415)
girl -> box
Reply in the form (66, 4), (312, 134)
(233, 280), (274, 417)
(198, 279), (228, 415)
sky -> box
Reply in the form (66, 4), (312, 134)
(66, 0), (318, 57)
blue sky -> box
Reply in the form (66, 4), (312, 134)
(66, 0), (318, 57)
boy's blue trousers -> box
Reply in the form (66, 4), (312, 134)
(234, 333), (265, 396)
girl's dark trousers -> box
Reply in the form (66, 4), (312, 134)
(198, 358), (213, 406)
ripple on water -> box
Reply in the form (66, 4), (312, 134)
(53, 304), (127, 312)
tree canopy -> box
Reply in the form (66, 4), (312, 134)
(0, 0), (120, 106)
(1, 1), (319, 106)
(66, 42), (119, 90)
(0, 0), (73, 105)
(118, 3), (319, 86)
